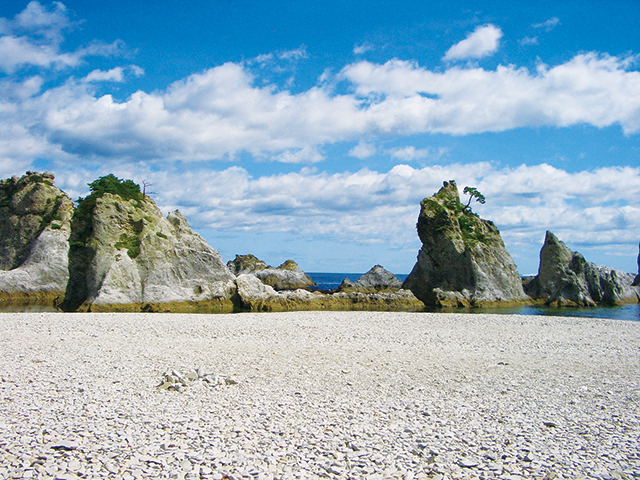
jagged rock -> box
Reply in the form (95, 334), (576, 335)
(61, 175), (236, 312)
(524, 231), (639, 306)
(354, 265), (402, 291)
(0, 172), (74, 305)
(402, 180), (528, 308)
(227, 254), (268, 274)
(228, 255), (315, 290)
(633, 242), (640, 287)
(338, 265), (402, 292)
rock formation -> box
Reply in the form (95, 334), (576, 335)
(0, 172), (74, 305)
(61, 175), (236, 312)
(233, 273), (424, 312)
(524, 231), (639, 306)
(227, 255), (316, 290)
(633, 242), (640, 287)
(339, 265), (402, 292)
(402, 180), (528, 307)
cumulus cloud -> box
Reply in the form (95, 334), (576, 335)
(1, 51), (638, 164)
(51, 162), (639, 272)
(349, 141), (376, 159)
(0, 2), (639, 169)
(342, 53), (640, 134)
(443, 24), (503, 61)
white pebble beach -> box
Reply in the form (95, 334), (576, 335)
(1, 311), (639, 480)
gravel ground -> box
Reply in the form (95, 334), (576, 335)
(0, 311), (639, 480)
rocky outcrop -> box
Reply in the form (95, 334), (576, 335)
(524, 231), (639, 306)
(338, 265), (402, 292)
(0, 172), (74, 305)
(633, 242), (640, 287)
(227, 255), (315, 290)
(403, 180), (528, 308)
(61, 175), (236, 312)
(234, 273), (424, 312)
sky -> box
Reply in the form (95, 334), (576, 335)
(0, 0), (639, 275)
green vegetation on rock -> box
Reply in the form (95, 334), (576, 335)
(115, 233), (141, 259)
(72, 174), (144, 249)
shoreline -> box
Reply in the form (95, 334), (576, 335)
(1, 311), (639, 478)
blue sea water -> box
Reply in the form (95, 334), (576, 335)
(307, 272), (640, 322)
(307, 272), (408, 292)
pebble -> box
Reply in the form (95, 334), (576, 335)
(0, 311), (639, 479)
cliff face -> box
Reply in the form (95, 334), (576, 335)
(0, 172), (73, 303)
(403, 181), (527, 307)
(61, 175), (235, 312)
(227, 255), (316, 290)
(524, 231), (639, 306)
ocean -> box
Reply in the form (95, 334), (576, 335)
(307, 272), (640, 322)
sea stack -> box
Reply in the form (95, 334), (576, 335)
(61, 175), (236, 312)
(0, 172), (74, 305)
(524, 231), (639, 306)
(402, 180), (527, 307)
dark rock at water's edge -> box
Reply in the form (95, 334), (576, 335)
(60, 175), (236, 312)
(524, 231), (639, 307)
(0, 172), (74, 306)
(227, 255), (316, 290)
(338, 265), (402, 293)
(402, 180), (528, 308)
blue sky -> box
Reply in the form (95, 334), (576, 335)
(1, 1), (639, 275)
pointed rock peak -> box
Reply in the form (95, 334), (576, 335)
(277, 260), (302, 271)
(435, 180), (461, 202)
(354, 265), (402, 291)
(227, 254), (269, 275)
(527, 231), (638, 306)
(167, 210), (189, 228)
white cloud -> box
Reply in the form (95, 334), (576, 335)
(353, 43), (373, 55)
(278, 46), (307, 61)
(0, 34), (79, 72)
(1, 51), (636, 164)
(342, 53), (640, 134)
(533, 17), (561, 32)
(49, 162), (639, 274)
(275, 146), (324, 164)
(84, 67), (124, 83)
(349, 141), (376, 159)
(443, 24), (503, 61)
(519, 36), (538, 46)
(0, 4), (638, 168)
(388, 146), (448, 162)
(13, 1), (76, 43)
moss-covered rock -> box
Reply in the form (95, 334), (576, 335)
(403, 180), (528, 308)
(0, 172), (73, 306)
(61, 175), (236, 312)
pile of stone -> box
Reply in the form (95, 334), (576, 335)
(156, 367), (238, 392)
